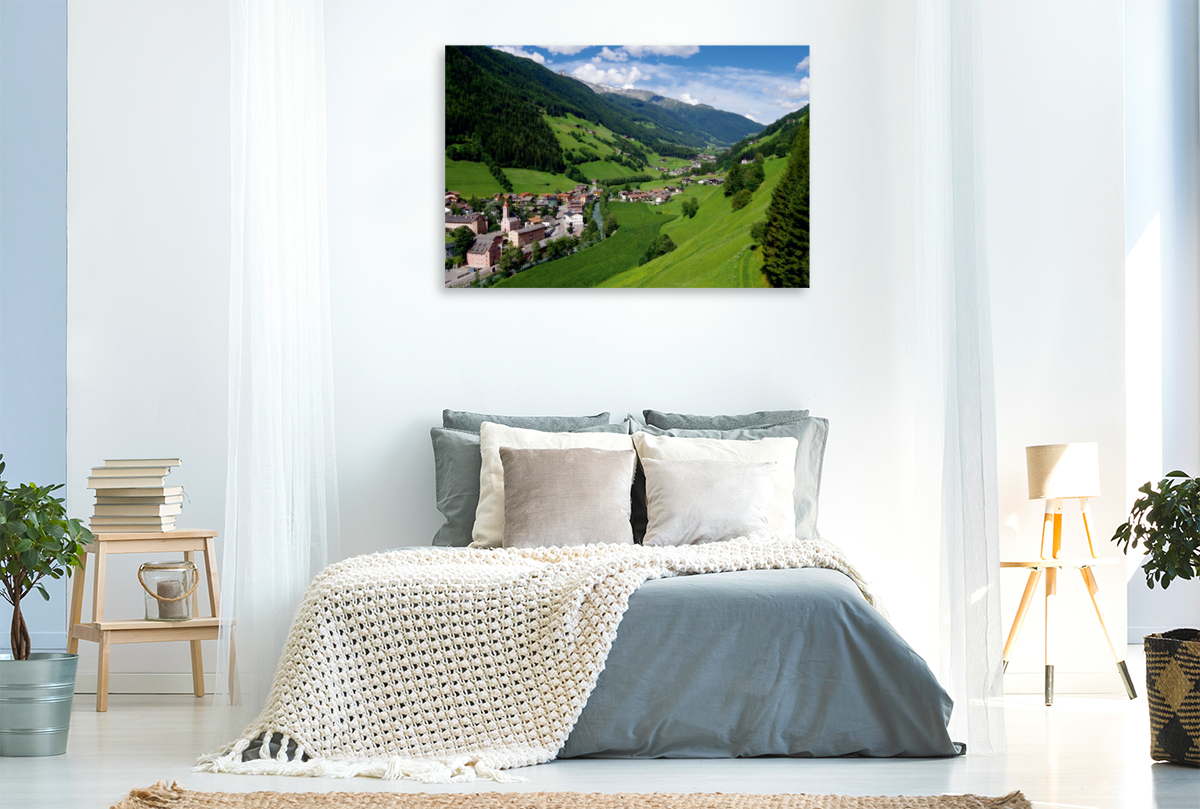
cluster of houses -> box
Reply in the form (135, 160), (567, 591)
(444, 187), (600, 287)
(615, 186), (682, 205)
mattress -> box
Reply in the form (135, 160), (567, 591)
(559, 567), (960, 759)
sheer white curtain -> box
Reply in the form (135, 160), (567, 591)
(216, 0), (339, 720)
(915, 0), (1006, 754)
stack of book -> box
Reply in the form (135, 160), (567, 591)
(87, 459), (184, 533)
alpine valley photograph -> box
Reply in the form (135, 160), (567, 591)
(443, 45), (810, 288)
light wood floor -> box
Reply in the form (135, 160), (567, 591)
(2, 646), (1196, 809)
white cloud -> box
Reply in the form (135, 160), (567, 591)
(746, 110), (762, 123)
(771, 77), (810, 101)
(679, 93), (701, 105)
(796, 56), (811, 72)
(543, 46), (587, 55)
(572, 63), (646, 87)
(594, 47), (628, 63)
(492, 46), (545, 65)
(621, 45), (700, 59)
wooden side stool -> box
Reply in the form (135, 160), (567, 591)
(67, 530), (234, 711)
(1000, 556), (1135, 705)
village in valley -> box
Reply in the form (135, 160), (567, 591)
(443, 164), (723, 288)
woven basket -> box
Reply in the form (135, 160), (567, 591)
(1145, 629), (1200, 766)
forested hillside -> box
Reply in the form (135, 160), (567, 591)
(718, 105), (809, 169)
(760, 115), (810, 288)
(445, 49), (565, 173)
(653, 97), (764, 145)
(447, 46), (710, 158)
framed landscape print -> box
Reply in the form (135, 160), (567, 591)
(444, 46), (810, 288)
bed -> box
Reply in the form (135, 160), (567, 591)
(563, 567), (958, 759)
(199, 408), (960, 781)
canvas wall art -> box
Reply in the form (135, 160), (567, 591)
(444, 45), (810, 289)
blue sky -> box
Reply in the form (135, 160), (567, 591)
(490, 46), (810, 125)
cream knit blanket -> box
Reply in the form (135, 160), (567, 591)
(196, 536), (878, 782)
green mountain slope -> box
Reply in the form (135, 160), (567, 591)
(569, 78), (763, 145)
(447, 46), (703, 156)
(600, 157), (789, 288)
(653, 98), (763, 144)
(719, 105), (809, 168)
(598, 94), (707, 148)
(445, 48), (565, 173)
(445, 45), (766, 174)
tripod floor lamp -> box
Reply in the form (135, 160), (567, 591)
(1001, 442), (1138, 705)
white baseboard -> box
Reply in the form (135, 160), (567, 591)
(1004, 671), (1127, 695)
(73, 671), (218, 695)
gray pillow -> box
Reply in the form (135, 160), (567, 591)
(431, 422), (631, 547)
(443, 409), (611, 433)
(641, 458), (777, 547)
(640, 417), (828, 540)
(642, 409), (810, 430)
(501, 447), (636, 549)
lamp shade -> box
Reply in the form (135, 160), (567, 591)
(1026, 443), (1100, 500)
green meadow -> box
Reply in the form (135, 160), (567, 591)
(493, 202), (673, 288)
(444, 157), (503, 197)
(599, 158), (787, 288)
(504, 168), (580, 193)
(445, 157), (582, 197)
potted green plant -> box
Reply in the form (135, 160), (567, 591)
(1112, 470), (1200, 767)
(0, 453), (93, 756)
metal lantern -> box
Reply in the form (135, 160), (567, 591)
(138, 560), (198, 621)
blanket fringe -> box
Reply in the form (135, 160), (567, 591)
(194, 744), (527, 783)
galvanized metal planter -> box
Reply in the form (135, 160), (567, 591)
(0, 652), (79, 756)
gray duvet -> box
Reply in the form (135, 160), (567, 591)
(559, 567), (960, 759)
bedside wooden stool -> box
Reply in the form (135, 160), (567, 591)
(1001, 556), (1135, 706)
(67, 530), (234, 711)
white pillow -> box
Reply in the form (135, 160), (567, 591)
(470, 422), (635, 549)
(632, 431), (798, 541)
(641, 458), (777, 546)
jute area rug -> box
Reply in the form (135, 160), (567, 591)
(111, 782), (1031, 809)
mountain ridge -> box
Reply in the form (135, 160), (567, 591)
(564, 73), (763, 145)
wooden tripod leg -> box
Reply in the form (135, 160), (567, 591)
(1080, 566), (1137, 699)
(1003, 569), (1043, 672)
(1045, 566), (1057, 706)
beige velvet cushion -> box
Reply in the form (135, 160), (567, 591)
(641, 458), (777, 546)
(632, 431), (798, 540)
(471, 422), (635, 549)
(500, 447), (637, 548)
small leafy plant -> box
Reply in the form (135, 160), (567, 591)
(1112, 470), (1200, 590)
(0, 454), (93, 660)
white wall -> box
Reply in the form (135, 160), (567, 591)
(66, 0), (230, 688)
(985, 0), (1131, 691)
(65, 0), (1133, 693)
(1123, 0), (1200, 641)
